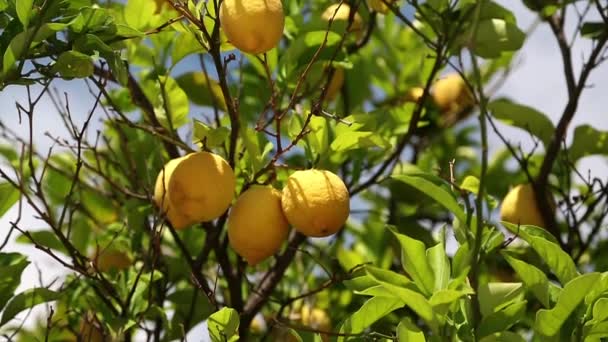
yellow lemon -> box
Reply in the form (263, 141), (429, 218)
(154, 156), (194, 229)
(368, 0), (398, 14)
(168, 152), (235, 222)
(431, 73), (475, 115)
(219, 0), (284, 54)
(325, 68), (345, 101)
(94, 248), (131, 272)
(404, 86), (424, 103)
(281, 170), (349, 237)
(500, 183), (552, 228)
(228, 185), (289, 265)
(301, 305), (331, 341)
(322, 4), (363, 35)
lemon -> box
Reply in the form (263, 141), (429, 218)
(368, 0), (398, 14)
(404, 86), (424, 103)
(432, 73), (474, 115)
(95, 248), (131, 272)
(325, 68), (345, 101)
(300, 305), (331, 341)
(154, 157), (194, 229)
(168, 152), (235, 222)
(281, 170), (349, 237)
(500, 183), (551, 228)
(219, 0), (284, 54)
(322, 4), (363, 35)
(228, 185), (289, 265)
(154, 152), (235, 228)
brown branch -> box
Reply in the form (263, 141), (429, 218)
(240, 232), (307, 335)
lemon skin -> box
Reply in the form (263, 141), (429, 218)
(167, 152), (235, 223)
(281, 170), (350, 237)
(228, 185), (289, 265)
(220, 0), (285, 54)
(500, 183), (549, 228)
(322, 4), (363, 35)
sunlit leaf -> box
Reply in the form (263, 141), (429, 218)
(208, 307), (240, 342)
(489, 99), (554, 146)
(536, 273), (601, 337)
(0, 288), (61, 327)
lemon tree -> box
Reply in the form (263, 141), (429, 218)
(1, 0), (608, 341)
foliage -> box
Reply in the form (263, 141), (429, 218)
(0, 0), (607, 341)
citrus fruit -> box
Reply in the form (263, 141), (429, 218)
(500, 183), (552, 228)
(220, 0), (285, 54)
(228, 185), (289, 265)
(322, 3), (363, 35)
(281, 169), (349, 237)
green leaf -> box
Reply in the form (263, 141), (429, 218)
(580, 22), (608, 40)
(429, 289), (473, 307)
(16, 230), (66, 255)
(397, 317), (426, 342)
(479, 331), (526, 342)
(172, 31), (206, 66)
(208, 307), (240, 342)
(390, 172), (466, 224)
(470, 19), (525, 58)
(427, 240), (451, 291)
(584, 321), (608, 341)
(3, 24), (56, 73)
(52, 51), (94, 78)
(502, 251), (551, 308)
(477, 282), (524, 317)
(0, 253), (29, 312)
(124, 0), (155, 30)
(365, 265), (413, 288)
(106, 51), (128, 86)
(478, 301), (527, 338)
(488, 98), (555, 146)
(366, 271), (438, 332)
(167, 288), (213, 340)
(591, 298), (608, 323)
(0, 288), (61, 327)
(460, 175), (480, 194)
(338, 296), (404, 340)
(569, 125), (608, 161)
(330, 131), (390, 152)
(142, 75), (190, 129)
(70, 7), (113, 33)
(503, 222), (578, 285)
(175, 72), (226, 110)
(16, 0), (33, 28)
(0, 182), (19, 218)
(278, 30), (344, 83)
(536, 273), (601, 337)
(390, 228), (436, 296)
(193, 120), (230, 148)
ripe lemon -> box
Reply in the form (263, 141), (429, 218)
(432, 73), (475, 115)
(219, 0), (285, 54)
(228, 185), (289, 265)
(301, 305), (331, 341)
(500, 183), (552, 228)
(168, 152), (235, 222)
(95, 248), (131, 272)
(322, 4), (363, 35)
(281, 170), (349, 237)
(368, 0), (398, 14)
(404, 86), (424, 103)
(325, 68), (345, 101)
(154, 156), (194, 229)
